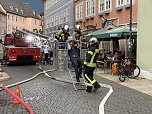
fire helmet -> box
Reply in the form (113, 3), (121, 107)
(89, 37), (98, 44)
(76, 25), (80, 30)
(64, 25), (69, 30)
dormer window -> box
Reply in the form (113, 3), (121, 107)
(33, 10), (35, 15)
(15, 8), (18, 12)
(20, 9), (23, 14)
(9, 5), (13, 10)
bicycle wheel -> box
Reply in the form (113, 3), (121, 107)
(127, 63), (140, 78)
(118, 70), (126, 82)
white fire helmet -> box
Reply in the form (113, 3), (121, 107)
(76, 25), (80, 30)
(89, 37), (98, 44)
(64, 25), (69, 30)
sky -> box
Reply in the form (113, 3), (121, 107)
(19, 0), (44, 13)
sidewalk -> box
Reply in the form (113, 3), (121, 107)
(0, 71), (10, 82)
(0, 51), (10, 82)
(96, 69), (152, 96)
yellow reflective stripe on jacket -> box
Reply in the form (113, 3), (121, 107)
(84, 61), (87, 65)
(85, 74), (96, 85)
(87, 83), (93, 86)
(88, 51), (93, 55)
(86, 49), (99, 67)
(86, 63), (96, 67)
(95, 49), (99, 53)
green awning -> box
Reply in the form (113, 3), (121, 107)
(85, 25), (137, 41)
(85, 29), (106, 40)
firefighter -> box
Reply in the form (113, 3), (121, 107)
(72, 25), (83, 41)
(83, 37), (101, 93)
(55, 25), (70, 49)
(67, 40), (82, 82)
(55, 25), (70, 42)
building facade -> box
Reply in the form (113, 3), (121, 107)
(137, 0), (152, 79)
(0, 0), (41, 34)
(75, 0), (138, 52)
(43, 0), (74, 38)
(0, 4), (6, 37)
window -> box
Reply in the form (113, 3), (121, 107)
(86, 0), (95, 17)
(46, 19), (48, 28)
(80, 4), (83, 19)
(46, 0), (51, 10)
(53, 16), (56, 26)
(15, 8), (18, 12)
(63, 11), (66, 22)
(99, 0), (104, 13)
(91, 0), (95, 15)
(125, 0), (134, 5)
(51, 17), (53, 26)
(116, 0), (124, 7)
(12, 15), (14, 21)
(76, 5), (80, 20)
(125, 0), (130, 5)
(105, 0), (111, 11)
(61, 13), (63, 23)
(9, 6), (13, 10)
(16, 16), (18, 22)
(98, 0), (111, 14)
(56, 15), (58, 25)
(20, 10), (23, 14)
(76, 3), (84, 21)
(86, 0), (91, 17)
(8, 15), (10, 21)
(33, 11), (35, 15)
(66, 8), (69, 22)
(8, 25), (11, 31)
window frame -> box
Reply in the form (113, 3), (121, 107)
(86, 0), (95, 18)
(105, 0), (111, 11)
(98, 0), (105, 14)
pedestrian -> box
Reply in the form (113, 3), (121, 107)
(43, 45), (49, 64)
(49, 50), (53, 65)
(83, 37), (101, 93)
(67, 40), (82, 83)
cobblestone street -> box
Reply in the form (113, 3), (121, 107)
(0, 64), (152, 114)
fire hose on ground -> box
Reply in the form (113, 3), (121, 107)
(0, 68), (113, 114)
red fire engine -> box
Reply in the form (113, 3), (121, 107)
(3, 30), (41, 64)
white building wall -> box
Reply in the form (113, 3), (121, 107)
(137, 0), (152, 80)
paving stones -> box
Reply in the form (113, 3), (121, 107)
(1, 65), (152, 114)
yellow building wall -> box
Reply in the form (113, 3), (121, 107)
(137, 0), (152, 71)
(6, 13), (41, 34)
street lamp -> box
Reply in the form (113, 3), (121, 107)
(128, 0), (133, 60)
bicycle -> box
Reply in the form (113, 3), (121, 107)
(117, 58), (140, 82)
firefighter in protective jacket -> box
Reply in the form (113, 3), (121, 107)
(55, 25), (70, 42)
(83, 37), (101, 92)
(72, 25), (83, 42)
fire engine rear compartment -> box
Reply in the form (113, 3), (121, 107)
(5, 47), (41, 64)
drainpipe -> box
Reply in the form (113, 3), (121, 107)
(128, 0), (133, 60)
